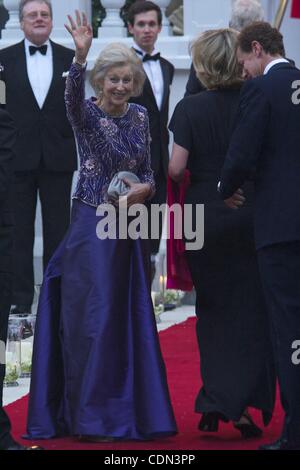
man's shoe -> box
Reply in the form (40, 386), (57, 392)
(259, 437), (300, 450)
(3, 439), (43, 450)
(10, 305), (32, 315)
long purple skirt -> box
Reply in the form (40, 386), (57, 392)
(26, 200), (177, 440)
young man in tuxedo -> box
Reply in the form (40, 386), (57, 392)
(0, 0), (77, 315)
(219, 22), (300, 451)
(127, 1), (174, 278)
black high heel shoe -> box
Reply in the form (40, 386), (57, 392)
(233, 412), (263, 439)
(198, 412), (229, 432)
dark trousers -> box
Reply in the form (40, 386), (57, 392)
(0, 225), (13, 449)
(12, 170), (73, 306)
(258, 241), (300, 445)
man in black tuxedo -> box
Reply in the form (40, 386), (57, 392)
(127, 1), (174, 277)
(0, 108), (42, 450)
(0, 0), (77, 314)
(0, 108), (16, 450)
(219, 22), (300, 450)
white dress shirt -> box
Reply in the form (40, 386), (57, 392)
(264, 58), (289, 75)
(24, 38), (53, 109)
(133, 42), (164, 110)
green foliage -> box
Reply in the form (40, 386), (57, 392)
(164, 289), (184, 305)
(92, 1), (137, 36)
(92, 0), (105, 36)
(4, 364), (19, 384)
(21, 362), (32, 374)
(121, 0), (136, 24)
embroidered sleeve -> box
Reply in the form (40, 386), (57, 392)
(137, 110), (155, 198)
(65, 62), (87, 129)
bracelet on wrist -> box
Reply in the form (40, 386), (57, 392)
(73, 56), (87, 67)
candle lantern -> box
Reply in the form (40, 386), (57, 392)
(158, 252), (166, 306)
(19, 314), (35, 378)
(4, 314), (36, 384)
(4, 317), (21, 387)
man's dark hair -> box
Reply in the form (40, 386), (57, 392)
(238, 21), (285, 56)
(127, 1), (162, 26)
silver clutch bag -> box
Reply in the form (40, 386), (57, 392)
(107, 171), (140, 202)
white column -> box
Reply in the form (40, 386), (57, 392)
(183, 0), (232, 38)
(99, 0), (126, 38)
(155, 0), (172, 36)
(51, 0), (91, 38)
(2, 0), (23, 40)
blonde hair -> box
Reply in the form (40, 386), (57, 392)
(191, 28), (243, 90)
(90, 43), (146, 97)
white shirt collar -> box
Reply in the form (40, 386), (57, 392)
(264, 58), (289, 75)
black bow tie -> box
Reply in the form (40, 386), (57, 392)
(143, 52), (160, 62)
(134, 48), (160, 62)
(29, 45), (47, 56)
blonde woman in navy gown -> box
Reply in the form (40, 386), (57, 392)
(26, 11), (177, 441)
(169, 29), (275, 437)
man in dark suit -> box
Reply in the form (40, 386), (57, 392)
(0, 0), (77, 314)
(127, 1), (174, 277)
(0, 108), (42, 450)
(219, 22), (300, 451)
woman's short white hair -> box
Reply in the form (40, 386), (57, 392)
(90, 43), (146, 97)
(229, 0), (264, 31)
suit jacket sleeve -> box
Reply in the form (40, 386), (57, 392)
(0, 109), (15, 208)
(219, 80), (270, 199)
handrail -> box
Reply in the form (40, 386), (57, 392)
(274, 0), (289, 30)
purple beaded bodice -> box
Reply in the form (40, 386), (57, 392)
(65, 63), (155, 207)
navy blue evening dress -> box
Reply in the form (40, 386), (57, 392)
(26, 63), (177, 440)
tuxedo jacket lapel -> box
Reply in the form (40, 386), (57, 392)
(142, 59), (171, 112)
(131, 47), (161, 111)
(43, 40), (65, 109)
(143, 75), (159, 110)
(15, 40), (68, 110)
(12, 41), (40, 111)
(160, 59), (171, 112)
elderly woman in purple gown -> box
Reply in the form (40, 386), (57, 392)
(26, 11), (177, 442)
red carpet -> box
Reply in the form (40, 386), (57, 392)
(5, 317), (283, 450)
